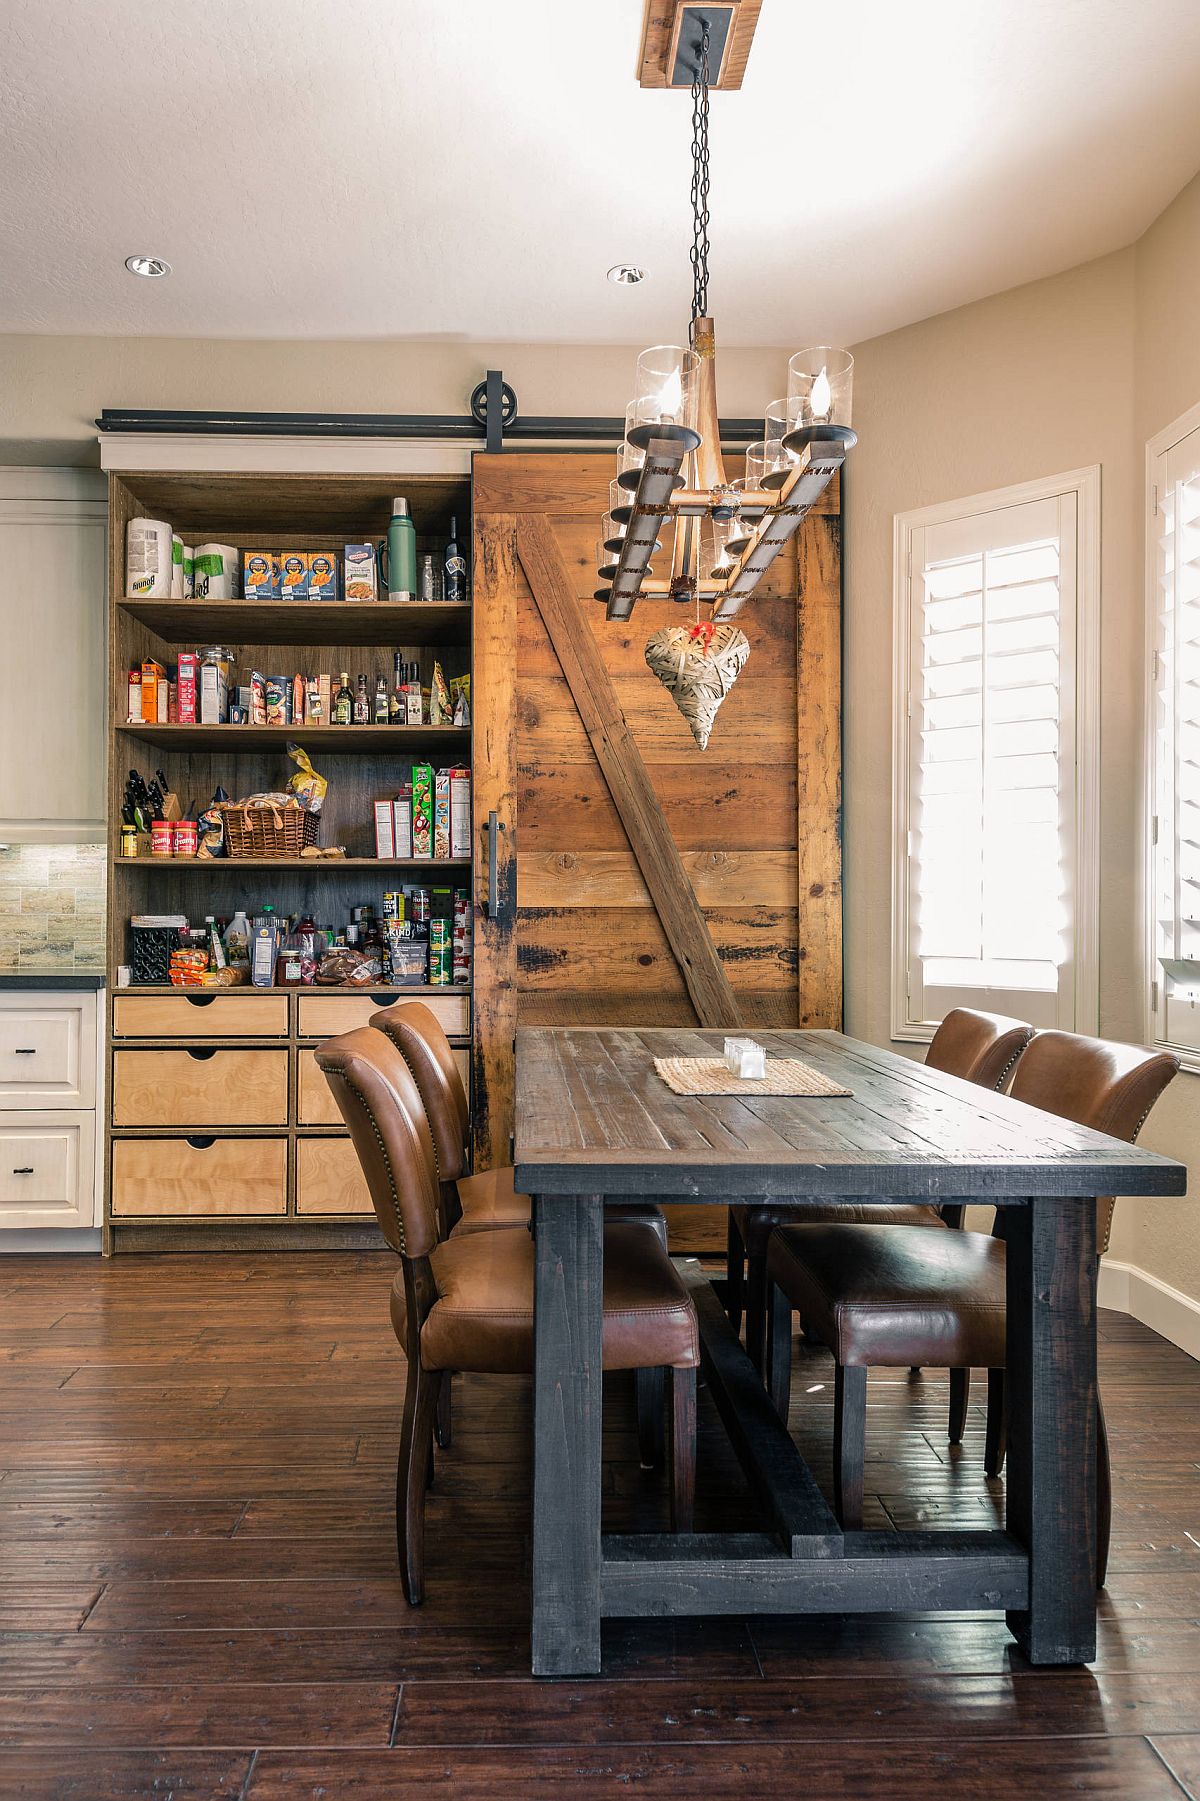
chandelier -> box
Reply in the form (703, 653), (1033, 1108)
(597, 19), (856, 624)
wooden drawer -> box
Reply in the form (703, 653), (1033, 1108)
(297, 991), (469, 1040)
(0, 1114), (94, 1228)
(0, 996), (94, 1109)
(112, 1049), (289, 1128)
(111, 1136), (287, 1217)
(295, 1136), (372, 1216)
(298, 1043), (468, 1126)
(113, 992), (289, 1040)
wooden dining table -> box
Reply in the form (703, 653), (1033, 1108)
(513, 1025), (1188, 1678)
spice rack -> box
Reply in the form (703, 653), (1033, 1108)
(104, 468), (474, 1252)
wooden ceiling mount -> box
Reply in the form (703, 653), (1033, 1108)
(638, 1), (764, 90)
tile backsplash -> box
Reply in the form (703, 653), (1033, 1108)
(0, 843), (105, 969)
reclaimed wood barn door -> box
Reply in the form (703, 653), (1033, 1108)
(472, 451), (841, 1249)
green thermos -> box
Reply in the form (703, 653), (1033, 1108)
(379, 497), (417, 601)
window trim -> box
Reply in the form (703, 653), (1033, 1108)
(1144, 400), (1200, 1071)
(891, 467), (1101, 1044)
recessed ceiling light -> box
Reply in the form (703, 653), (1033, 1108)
(125, 255), (171, 279)
(608, 263), (647, 285)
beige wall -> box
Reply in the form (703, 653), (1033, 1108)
(846, 172), (1200, 1302)
(0, 335), (788, 465)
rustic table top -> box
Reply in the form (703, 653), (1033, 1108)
(513, 1027), (1189, 1201)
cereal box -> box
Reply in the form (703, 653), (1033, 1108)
(411, 764), (433, 860)
(449, 767), (471, 860)
(343, 544), (377, 602)
(279, 552), (308, 601)
(177, 652), (198, 725)
(434, 769), (451, 860)
(306, 551), (337, 600)
(242, 551), (280, 599)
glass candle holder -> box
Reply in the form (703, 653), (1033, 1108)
(633, 345), (699, 428)
(763, 397), (802, 487)
(608, 478), (632, 528)
(698, 516), (738, 584)
(787, 347), (854, 429)
(616, 421), (645, 492)
(596, 535), (618, 579)
(601, 512), (625, 556)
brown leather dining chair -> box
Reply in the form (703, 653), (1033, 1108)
(315, 1027), (700, 1605)
(726, 1008), (1034, 1373)
(763, 1030), (1180, 1586)
(371, 1001), (671, 1457)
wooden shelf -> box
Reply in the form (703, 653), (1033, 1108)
(114, 857), (471, 871)
(116, 722), (469, 753)
(115, 983), (470, 998)
(119, 598), (471, 647)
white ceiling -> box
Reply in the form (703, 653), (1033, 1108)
(3, 0), (1200, 347)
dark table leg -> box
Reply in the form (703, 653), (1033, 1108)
(531, 1191), (604, 1676)
(1005, 1195), (1098, 1664)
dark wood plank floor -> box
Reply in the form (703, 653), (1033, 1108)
(0, 1252), (1198, 1799)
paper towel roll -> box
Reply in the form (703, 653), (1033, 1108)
(170, 535), (185, 599)
(193, 543), (240, 600)
(182, 547), (195, 599)
(126, 518), (174, 599)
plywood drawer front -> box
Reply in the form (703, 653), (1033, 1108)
(111, 1136), (287, 1217)
(113, 992), (289, 1040)
(295, 1136), (373, 1216)
(112, 1049), (289, 1127)
(298, 1045), (469, 1125)
(0, 1116), (93, 1226)
(298, 992), (470, 1040)
(0, 999), (92, 1108)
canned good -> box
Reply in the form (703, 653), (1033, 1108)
(120, 825), (137, 858)
(408, 886), (431, 925)
(428, 938), (452, 985)
(173, 820), (198, 858)
(151, 819), (174, 857)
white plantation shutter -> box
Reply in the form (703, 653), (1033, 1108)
(893, 477), (1098, 1039)
(1149, 422), (1200, 1060)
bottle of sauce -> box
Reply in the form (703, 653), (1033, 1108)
(333, 673), (353, 726)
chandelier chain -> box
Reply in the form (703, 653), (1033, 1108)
(689, 22), (711, 322)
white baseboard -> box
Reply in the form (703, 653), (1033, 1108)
(1099, 1257), (1200, 1361)
(0, 1228), (102, 1256)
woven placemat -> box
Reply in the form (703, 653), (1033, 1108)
(653, 1056), (852, 1098)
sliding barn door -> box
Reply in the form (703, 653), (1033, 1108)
(472, 451), (841, 1247)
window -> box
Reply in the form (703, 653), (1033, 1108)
(1147, 405), (1200, 1066)
(892, 471), (1100, 1041)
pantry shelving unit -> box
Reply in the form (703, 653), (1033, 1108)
(104, 468), (474, 1253)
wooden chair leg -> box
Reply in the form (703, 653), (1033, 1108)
(834, 1363), (868, 1529)
(669, 1364), (697, 1533)
(434, 1368), (453, 1450)
(766, 1280), (793, 1420)
(396, 1360), (439, 1606)
(745, 1240), (770, 1374)
(725, 1212), (745, 1335)
(984, 1367), (1007, 1477)
(636, 1365), (666, 1470)
(1096, 1391), (1111, 1591)
(948, 1367), (971, 1444)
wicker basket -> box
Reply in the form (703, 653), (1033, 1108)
(221, 805), (319, 859)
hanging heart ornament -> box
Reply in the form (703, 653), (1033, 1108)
(644, 620), (750, 751)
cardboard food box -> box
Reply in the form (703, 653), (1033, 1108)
(434, 769), (452, 860)
(140, 660), (166, 723)
(374, 800), (396, 859)
(177, 653), (198, 725)
(343, 543), (377, 602)
(279, 552), (309, 601)
(199, 660), (228, 726)
(393, 788), (413, 857)
(242, 551), (280, 599)
(306, 552), (337, 601)
(411, 764), (433, 860)
(449, 767), (471, 860)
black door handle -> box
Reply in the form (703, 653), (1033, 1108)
(11, 1167), (34, 1175)
(13, 1048), (36, 1055)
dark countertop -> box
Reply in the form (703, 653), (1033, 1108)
(0, 972), (106, 991)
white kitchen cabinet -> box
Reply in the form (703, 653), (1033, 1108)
(0, 468), (107, 842)
(0, 989), (102, 1230)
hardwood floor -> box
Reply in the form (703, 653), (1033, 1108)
(0, 1252), (1198, 1798)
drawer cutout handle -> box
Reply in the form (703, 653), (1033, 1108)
(185, 1135), (216, 1150)
(374, 996), (398, 1009)
(11, 1166), (33, 1175)
(184, 994), (217, 1009)
(186, 1048), (218, 1062)
(13, 1048), (36, 1056)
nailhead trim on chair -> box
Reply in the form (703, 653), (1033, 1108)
(340, 1073), (408, 1255)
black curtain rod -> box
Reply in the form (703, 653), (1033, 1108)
(95, 406), (762, 444)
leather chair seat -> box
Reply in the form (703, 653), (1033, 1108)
(732, 1199), (945, 1255)
(454, 1164), (667, 1245)
(391, 1221), (700, 1375)
(767, 1223), (1007, 1369)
